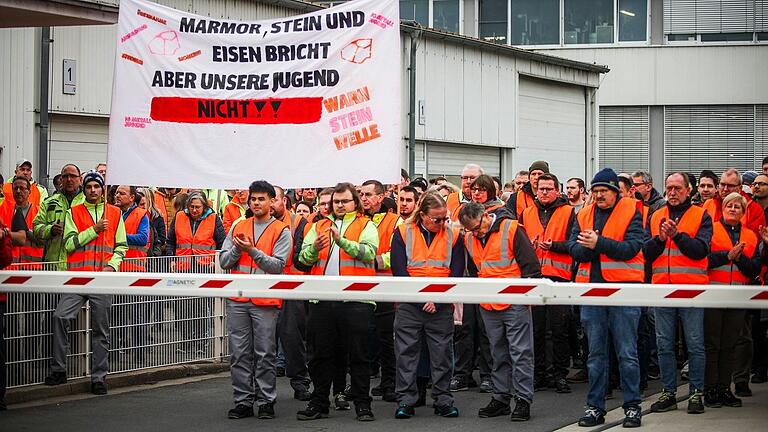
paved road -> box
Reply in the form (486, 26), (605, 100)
(2, 372), (666, 432)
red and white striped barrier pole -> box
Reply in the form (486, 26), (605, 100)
(2, 270), (768, 308)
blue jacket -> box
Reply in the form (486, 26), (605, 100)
(121, 204), (150, 247)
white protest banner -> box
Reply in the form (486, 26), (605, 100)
(107, 0), (401, 189)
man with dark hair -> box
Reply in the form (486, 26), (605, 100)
(219, 180), (292, 420)
(519, 173), (575, 394)
(298, 183), (379, 422)
(360, 179), (402, 403)
(566, 178), (586, 213)
(695, 170), (719, 206)
(514, 171), (529, 191)
(506, 161), (549, 220)
(398, 186), (419, 219)
(0, 176), (43, 264)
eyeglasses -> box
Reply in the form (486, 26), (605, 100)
(753, 182), (768, 187)
(632, 182), (647, 187)
(332, 199), (354, 206)
(719, 182), (740, 189)
(467, 214), (484, 234)
(471, 187), (487, 193)
(425, 215), (449, 224)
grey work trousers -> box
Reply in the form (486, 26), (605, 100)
(480, 305), (535, 404)
(394, 304), (454, 407)
(51, 294), (111, 383)
(277, 300), (310, 392)
(227, 300), (279, 407)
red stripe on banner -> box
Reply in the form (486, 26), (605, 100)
(752, 291), (768, 300)
(64, 277), (94, 286)
(344, 283), (378, 291)
(665, 289), (705, 299)
(150, 97), (323, 125)
(130, 279), (161, 287)
(498, 285), (537, 294)
(420, 284), (455, 293)
(200, 280), (232, 289)
(270, 281), (303, 290)
(2, 276), (31, 284)
(581, 288), (620, 297)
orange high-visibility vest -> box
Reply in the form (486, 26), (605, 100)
(310, 214), (375, 276)
(446, 192), (462, 221)
(222, 196), (247, 234)
(229, 217), (289, 307)
(703, 196), (763, 233)
(279, 211), (303, 275)
(2, 182), (43, 208)
(398, 221), (459, 277)
(521, 204), (574, 280)
(516, 191), (535, 218)
(649, 205), (709, 284)
(634, 199), (649, 229)
(174, 211), (216, 271)
(465, 218), (522, 311)
(121, 207), (150, 272)
(68, 204), (121, 271)
(374, 212), (400, 276)
(575, 198), (645, 283)
(709, 221), (758, 285)
(0, 200), (43, 263)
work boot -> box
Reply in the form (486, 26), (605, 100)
(478, 398), (510, 418)
(650, 390), (677, 412)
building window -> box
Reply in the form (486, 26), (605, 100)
(664, 0), (767, 43)
(599, 106), (650, 173)
(480, 0), (508, 44)
(401, 0), (429, 25)
(511, 0), (559, 45)
(618, 0), (647, 41)
(564, 0), (614, 44)
(433, 0), (461, 33)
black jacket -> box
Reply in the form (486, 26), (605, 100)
(518, 196), (574, 256)
(504, 182), (535, 220)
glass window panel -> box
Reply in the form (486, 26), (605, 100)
(480, 0), (508, 44)
(700, 32), (754, 42)
(759, 32), (768, 41)
(667, 33), (697, 42)
(564, 0), (614, 44)
(433, 0), (460, 33)
(618, 0), (647, 41)
(511, 0), (559, 45)
(400, 0), (429, 25)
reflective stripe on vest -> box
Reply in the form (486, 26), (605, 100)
(399, 221), (458, 277)
(0, 200), (44, 264)
(68, 204), (121, 271)
(708, 221), (758, 285)
(229, 217), (288, 307)
(649, 205), (709, 284)
(574, 198), (645, 283)
(310, 215), (375, 276)
(521, 204), (573, 280)
(465, 219), (521, 311)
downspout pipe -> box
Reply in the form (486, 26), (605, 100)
(38, 27), (51, 189)
(404, 24), (421, 178)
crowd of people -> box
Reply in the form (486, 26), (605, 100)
(0, 157), (766, 429)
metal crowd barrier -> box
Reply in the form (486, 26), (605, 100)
(4, 255), (228, 389)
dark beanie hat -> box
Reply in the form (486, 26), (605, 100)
(590, 168), (620, 193)
(528, 160), (550, 174)
(82, 171), (105, 189)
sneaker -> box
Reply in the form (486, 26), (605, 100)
(650, 390), (677, 413)
(371, 385), (383, 397)
(355, 404), (375, 421)
(91, 381), (108, 395)
(719, 389), (742, 407)
(578, 406), (605, 427)
(510, 398), (530, 422)
(479, 379), (494, 393)
(449, 377), (468, 392)
(382, 390), (398, 402)
(567, 369), (588, 384)
(555, 378), (572, 394)
(293, 389), (311, 402)
(228, 404), (254, 419)
(734, 382), (752, 397)
(44, 371), (67, 386)
(334, 393), (350, 411)
(687, 391), (705, 414)
(478, 399), (510, 418)
(395, 403), (415, 419)
(647, 366), (660, 381)
(296, 405), (328, 421)
(704, 388), (722, 408)
(680, 361), (689, 381)
(257, 403), (275, 419)
(622, 405), (642, 428)
(434, 403), (459, 417)
(751, 370), (767, 384)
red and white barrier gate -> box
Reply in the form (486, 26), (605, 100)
(1, 271), (767, 308)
